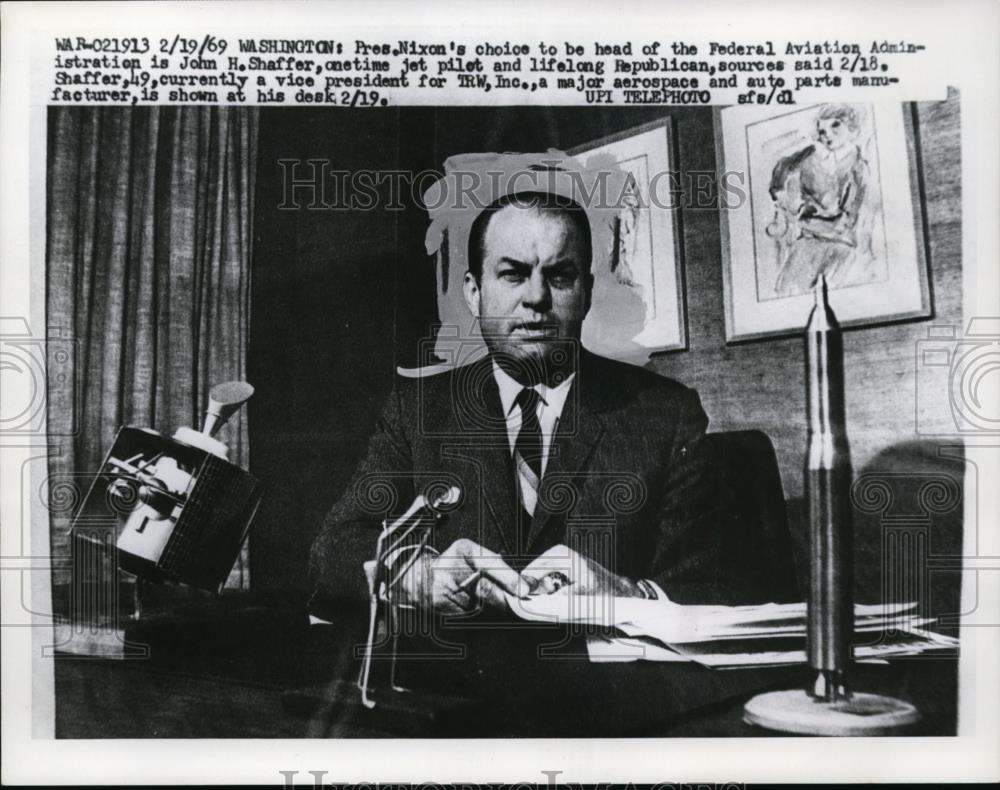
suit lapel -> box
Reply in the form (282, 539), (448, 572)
(525, 351), (610, 553)
(451, 357), (521, 556)
(474, 442), (520, 556)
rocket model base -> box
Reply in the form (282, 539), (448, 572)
(743, 689), (920, 736)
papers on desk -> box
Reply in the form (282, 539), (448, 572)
(503, 592), (959, 667)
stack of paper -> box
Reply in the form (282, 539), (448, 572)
(504, 593), (959, 667)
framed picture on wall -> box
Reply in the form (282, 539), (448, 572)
(569, 118), (687, 360)
(715, 103), (931, 342)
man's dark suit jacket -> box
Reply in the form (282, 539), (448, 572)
(309, 349), (800, 733)
(311, 349), (774, 607)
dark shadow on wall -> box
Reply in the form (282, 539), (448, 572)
(785, 440), (964, 634)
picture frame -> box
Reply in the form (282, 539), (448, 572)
(715, 103), (931, 342)
(569, 117), (688, 360)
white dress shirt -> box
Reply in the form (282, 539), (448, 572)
(492, 361), (575, 514)
(490, 360), (665, 601)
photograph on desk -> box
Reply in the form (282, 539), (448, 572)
(40, 94), (969, 741)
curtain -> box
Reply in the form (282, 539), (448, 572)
(46, 106), (258, 589)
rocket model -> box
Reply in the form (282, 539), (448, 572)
(743, 276), (920, 733)
(805, 275), (853, 700)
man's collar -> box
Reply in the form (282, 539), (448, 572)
(491, 359), (576, 417)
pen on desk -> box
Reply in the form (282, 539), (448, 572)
(455, 568), (535, 597)
(455, 570), (571, 597)
(455, 568), (483, 593)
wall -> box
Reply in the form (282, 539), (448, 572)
(249, 95), (962, 599)
(650, 94), (961, 502)
(645, 95), (963, 607)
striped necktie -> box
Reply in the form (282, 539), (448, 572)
(514, 386), (544, 512)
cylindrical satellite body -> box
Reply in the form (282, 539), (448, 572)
(805, 277), (853, 700)
(69, 381), (262, 594)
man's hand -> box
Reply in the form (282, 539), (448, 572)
(521, 544), (643, 599)
(396, 538), (527, 614)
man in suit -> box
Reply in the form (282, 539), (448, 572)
(310, 190), (760, 616)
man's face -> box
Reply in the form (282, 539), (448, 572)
(463, 204), (592, 375)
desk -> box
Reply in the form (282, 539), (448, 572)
(53, 593), (957, 738)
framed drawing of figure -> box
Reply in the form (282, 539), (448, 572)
(716, 103), (931, 342)
(569, 118), (687, 360)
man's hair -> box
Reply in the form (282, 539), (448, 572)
(466, 191), (593, 283)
